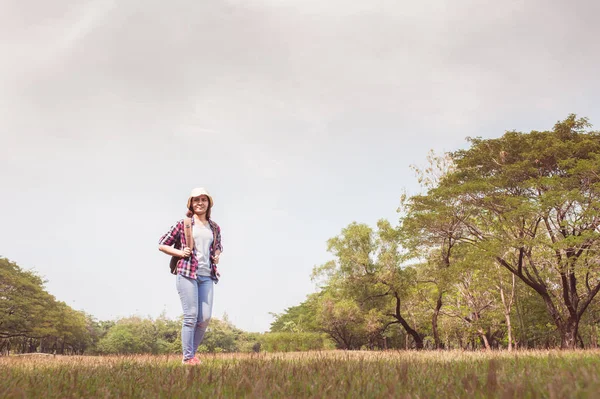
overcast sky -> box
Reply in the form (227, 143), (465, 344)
(1, 0), (600, 332)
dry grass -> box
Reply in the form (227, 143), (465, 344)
(2, 350), (600, 398)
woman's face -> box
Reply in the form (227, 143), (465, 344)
(191, 195), (210, 215)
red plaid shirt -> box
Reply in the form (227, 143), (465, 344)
(159, 218), (223, 282)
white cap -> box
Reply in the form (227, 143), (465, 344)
(186, 187), (213, 209)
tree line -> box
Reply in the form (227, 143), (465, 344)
(3, 114), (599, 353)
(271, 115), (600, 351)
(0, 258), (332, 355)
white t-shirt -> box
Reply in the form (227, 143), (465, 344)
(193, 222), (214, 277)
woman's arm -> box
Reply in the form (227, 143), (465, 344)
(211, 222), (223, 264)
(159, 245), (191, 257)
(158, 220), (191, 257)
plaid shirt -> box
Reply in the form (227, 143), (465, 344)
(159, 218), (223, 282)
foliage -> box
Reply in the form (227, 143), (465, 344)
(259, 332), (334, 352)
(0, 258), (91, 354)
(4, 114), (600, 353)
(433, 114), (600, 348)
(270, 294), (321, 333)
(274, 114), (600, 351)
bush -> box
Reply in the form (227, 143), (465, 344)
(259, 332), (335, 352)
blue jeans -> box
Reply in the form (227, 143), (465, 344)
(176, 274), (214, 360)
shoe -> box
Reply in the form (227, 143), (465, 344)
(182, 357), (200, 365)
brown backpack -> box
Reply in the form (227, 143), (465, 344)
(169, 217), (194, 275)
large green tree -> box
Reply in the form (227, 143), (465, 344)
(432, 115), (600, 349)
(0, 258), (90, 354)
(0, 258), (52, 342)
(399, 151), (465, 349)
(313, 222), (426, 349)
(270, 293), (321, 333)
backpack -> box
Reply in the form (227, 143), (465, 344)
(169, 217), (193, 275)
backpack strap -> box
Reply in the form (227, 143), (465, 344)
(184, 217), (194, 252)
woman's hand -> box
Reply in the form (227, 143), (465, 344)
(181, 247), (192, 258)
(159, 245), (190, 258)
(212, 253), (220, 264)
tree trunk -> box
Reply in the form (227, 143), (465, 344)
(457, 334), (464, 350)
(504, 311), (513, 351)
(515, 292), (527, 349)
(499, 274), (515, 351)
(432, 292), (444, 349)
(535, 285), (582, 350)
(396, 316), (423, 349)
(28, 338), (37, 353)
(478, 329), (491, 350)
(577, 333), (585, 349)
(392, 292), (424, 349)
(559, 318), (579, 349)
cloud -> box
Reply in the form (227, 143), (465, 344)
(1, 0), (600, 331)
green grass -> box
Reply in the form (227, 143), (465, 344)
(2, 350), (600, 398)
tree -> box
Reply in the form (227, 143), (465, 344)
(313, 222), (425, 349)
(0, 258), (54, 343)
(200, 317), (243, 352)
(96, 317), (162, 354)
(315, 292), (367, 349)
(442, 253), (503, 350)
(399, 151), (464, 349)
(97, 324), (142, 354)
(270, 293), (321, 333)
(434, 114), (600, 349)
(0, 258), (94, 354)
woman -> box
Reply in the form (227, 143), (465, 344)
(158, 187), (223, 365)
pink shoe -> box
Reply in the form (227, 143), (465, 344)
(182, 357), (200, 365)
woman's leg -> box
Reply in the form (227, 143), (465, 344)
(193, 276), (214, 354)
(176, 274), (199, 360)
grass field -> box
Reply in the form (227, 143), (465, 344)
(2, 350), (600, 398)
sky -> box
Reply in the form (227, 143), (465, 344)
(1, 0), (600, 332)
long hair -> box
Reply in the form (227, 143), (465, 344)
(187, 203), (212, 220)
